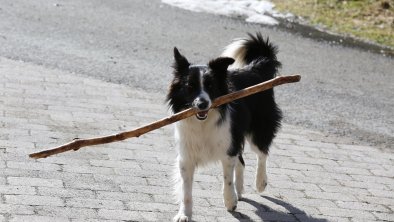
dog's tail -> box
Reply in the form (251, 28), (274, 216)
(221, 33), (281, 80)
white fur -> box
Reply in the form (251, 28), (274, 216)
(221, 39), (247, 69)
(173, 109), (233, 222)
(175, 109), (232, 167)
(221, 156), (238, 211)
(235, 158), (245, 199)
(199, 69), (211, 107)
(249, 141), (268, 192)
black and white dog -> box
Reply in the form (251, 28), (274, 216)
(167, 33), (282, 222)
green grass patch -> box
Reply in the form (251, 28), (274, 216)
(271, 0), (394, 48)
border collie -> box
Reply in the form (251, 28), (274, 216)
(166, 33), (282, 222)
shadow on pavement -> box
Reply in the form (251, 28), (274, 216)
(230, 195), (328, 222)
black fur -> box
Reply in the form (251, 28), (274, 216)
(167, 33), (282, 156)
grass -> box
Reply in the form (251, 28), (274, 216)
(271, 0), (394, 48)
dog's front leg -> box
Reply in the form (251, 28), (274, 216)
(221, 156), (238, 211)
(174, 156), (195, 222)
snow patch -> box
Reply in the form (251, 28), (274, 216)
(162, 0), (284, 26)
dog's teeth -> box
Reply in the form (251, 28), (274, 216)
(196, 112), (208, 120)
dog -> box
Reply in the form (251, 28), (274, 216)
(166, 33), (282, 222)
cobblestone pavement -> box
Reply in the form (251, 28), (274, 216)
(1, 57), (393, 222)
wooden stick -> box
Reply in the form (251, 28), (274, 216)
(29, 75), (301, 159)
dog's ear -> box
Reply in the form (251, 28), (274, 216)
(208, 57), (234, 74)
(173, 47), (190, 75)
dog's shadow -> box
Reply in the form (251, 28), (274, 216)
(230, 196), (328, 222)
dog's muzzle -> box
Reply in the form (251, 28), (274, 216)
(193, 98), (210, 121)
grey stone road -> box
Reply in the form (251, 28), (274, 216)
(1, 57), (393, 222)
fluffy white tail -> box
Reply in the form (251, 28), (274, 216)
(220, 38), (248, 69)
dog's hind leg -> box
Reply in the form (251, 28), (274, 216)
(173, 156), (195, 222)
(235, 154), (245, 200)
(249, 141), (268, 193)
(221, 156), (238, 211)
(255, 151), (268, 192)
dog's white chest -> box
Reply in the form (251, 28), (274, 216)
(174, 110), (231, 165)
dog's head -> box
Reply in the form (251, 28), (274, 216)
(167, 47), (234, 121)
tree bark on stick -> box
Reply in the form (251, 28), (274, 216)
(29, 75), (301, 159)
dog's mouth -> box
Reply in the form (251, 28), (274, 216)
(196, 111), (208, 121)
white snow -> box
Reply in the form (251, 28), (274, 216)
(161, 0), (288, 26)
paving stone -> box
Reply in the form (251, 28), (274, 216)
(89, 159), (140, 169)
(319, 184), (370, 195)
(370, 168), (394, 177)
(0, 177), (5, 185)
(270, 181), (321, 191)
(339, 180), (389, 190)
(37, 187), (96, 199)
(93, 174), (148, 186)
(0, 204), (35, 215)
(292, 156), (339, 166)
(367, 188), (394, 198)
(318, 207), (377, 220)
(71, 219), (117, 222)
(267, 187), (306, 199)
(305, 191), (357, 202)
(97, 209), (142, 221)
(285, 197), (337, 208)
(35, 206), (98, 219)
(350, 174), (394, 185)
(66, 198), (124, 209)
(66, 181), (120, 191)
(5, 195), (64, 207)
(7, 177), (63, 188)
(0, 185), (36, 195)
(294, 140), (338, 149)
(278, 161), (325, 172)
(6, 161), (61, 171)
(96, 191), (152, 202)
(323, 165), (372, 175)
(9, 215), (69, 222)
(356, 194), (394, 206)
(289, 174), (340, 186)
(372, 212), (394, 221)
(62, 165), (114, 175)
(350, 218), (380, 222)
(303, 170), (354, 181)
(334, 200), (390, 213)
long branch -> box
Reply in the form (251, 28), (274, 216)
(29, 74), (301, 159)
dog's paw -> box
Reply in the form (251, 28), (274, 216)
(255, 175), (268, 192)
(173, 214), (190, 222)
(223, 192), (238, 211)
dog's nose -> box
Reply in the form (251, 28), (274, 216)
(193, 98), (209, 110)
(197, 100), (209, 110)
